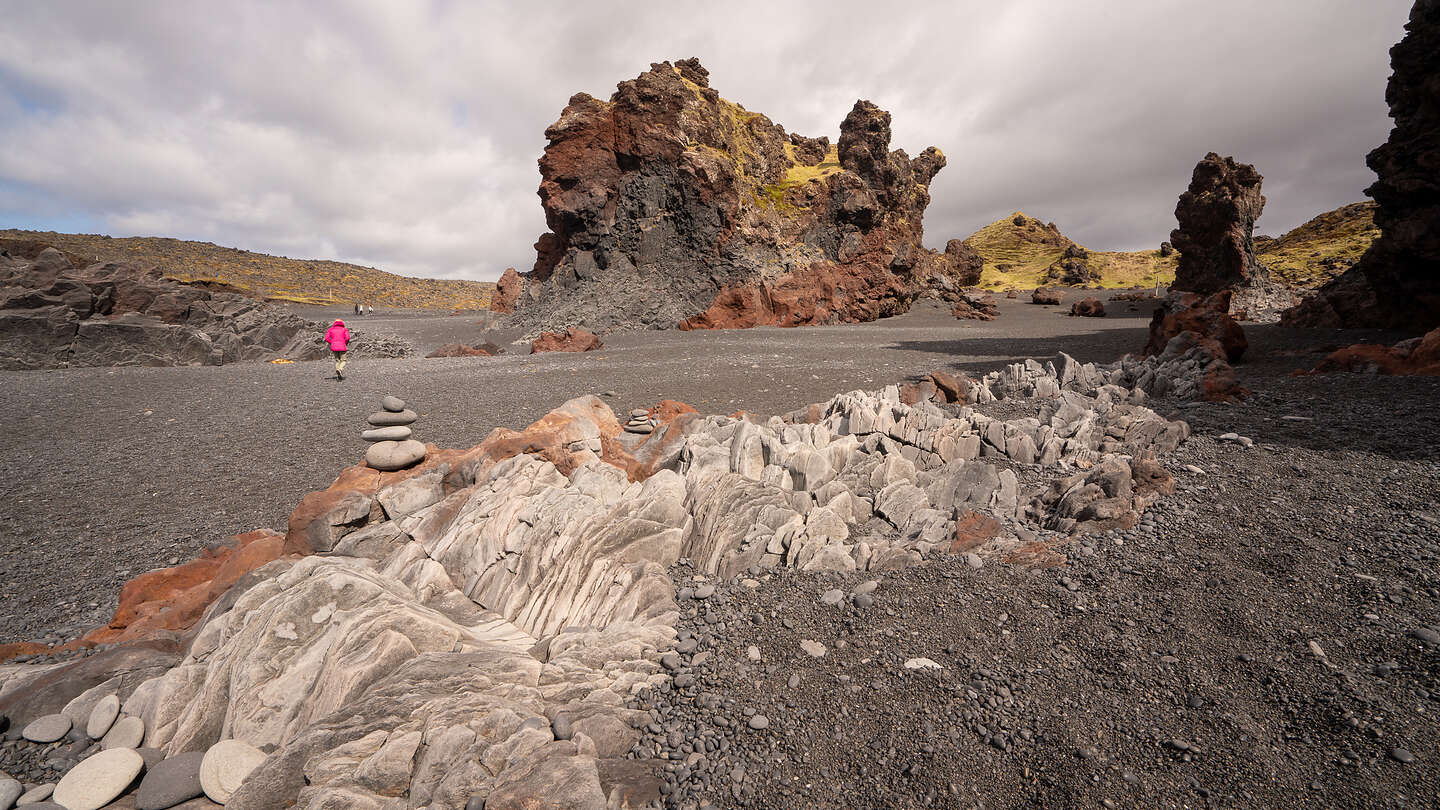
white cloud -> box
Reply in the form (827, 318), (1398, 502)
(0, 0), (1416, 279)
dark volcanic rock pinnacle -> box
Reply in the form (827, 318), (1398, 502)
(1170, 152), (1267, 294)
(1284, 0), (1440, 331)
(510, 58), (957, 336)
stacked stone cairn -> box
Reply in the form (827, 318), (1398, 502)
(5, 690), (267, 808)
(362, 395), (427, 471)
(624, 408), (656, 435)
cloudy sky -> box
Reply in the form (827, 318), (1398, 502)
(0, 1), (1414, 281)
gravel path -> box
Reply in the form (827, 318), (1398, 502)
(0, 298), (1154, 644)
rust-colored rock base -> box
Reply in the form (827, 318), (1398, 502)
(1305, 327), (1440, 376)
(531, 328), (604, 353)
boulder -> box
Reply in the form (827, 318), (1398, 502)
(1070, 298), (1105, 317)
(1307, 326), (1440, 376)
(1144, 290), (1247, 363)
(1032, 288), (1064, 305)
(530, 328), (603, 353)
(489, 267), (523, 314)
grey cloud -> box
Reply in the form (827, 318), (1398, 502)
(0, 0), (1417, 280)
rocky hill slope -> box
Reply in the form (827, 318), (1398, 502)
(0, 240), (411, 369)
(1254, 202), (1379, 288)
(965, 212), (1178, 291)
(963, 204), (1380, 294)
(0, 229), (494, 310)
(509, 58), (978, 335)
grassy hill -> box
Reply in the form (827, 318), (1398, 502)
(960, 203), (1380, 292)
(1254, 201), (1378, 288)
(962, 212), (1177, 290)
(0, 229), (494, 309)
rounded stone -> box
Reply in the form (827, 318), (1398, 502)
(100, 715), (144, 750)
(0, 778), (21, 810)
(136, 750), (207, 810)
(365, 439), (427, 472)
(367, 409), (418, 427)
(361, 425), (412, 443)
(52, 747), (145, 810)
(551, 714), (574, 741)
(22, 713), (72, 743)
(747, 715), (769, 730)
(16, 783), (55, 804)
(381, 395), (407, 412)
(85, 694), (121, 740)
(200, 739), (268, 804)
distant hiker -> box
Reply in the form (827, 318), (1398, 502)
(324, 318), (351, 380)
(366, 303), (374, 316)
(354, 303), (360, 316)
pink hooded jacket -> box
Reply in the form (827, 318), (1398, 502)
(324, 320), (350, 351)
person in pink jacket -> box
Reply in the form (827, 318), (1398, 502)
(324, 319), (351, 379)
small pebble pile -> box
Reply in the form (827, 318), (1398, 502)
(362, 395), (427, 471)
(624, 408), (656, 435)
(1, 695), (266, 809)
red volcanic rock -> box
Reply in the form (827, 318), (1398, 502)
(924, 370), (969, 404)
(647, 399), (699, 423)
(951, 294), (997, 321)
(1284, 4), (1440, 331)
(1070, 298), (1106, 317)
(1144, 290), (1247, 363)
(1032, 287), (1064, 305)
(1170, 153), (1267, 294)
(950, 510), (1002, 553)
(426, 343), (497, 358)
(1005, 290), (1018, 299)
(85, 529), (288, 646)
(490, 267), (522, 314)
(512, 59), (957, 334)
(1307, 327), (1440, 376)
(530, 328), (603, 353)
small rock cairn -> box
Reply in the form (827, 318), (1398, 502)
(362, 395), (427, 471)
(624, 408), (655, 435)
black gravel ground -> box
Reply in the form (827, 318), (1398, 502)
(0, 298), (1154, 645)
(634, 341), (1440, 809)
(1, 294), (1437, 807)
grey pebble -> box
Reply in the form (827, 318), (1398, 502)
(1388, 747), (1415, 763)
(746, 715), (769, 730)
(694, 584), (715, 600)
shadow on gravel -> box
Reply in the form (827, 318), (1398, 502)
(886, 328), (1152, 374)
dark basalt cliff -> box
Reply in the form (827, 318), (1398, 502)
(1284, 0), (1440, 331)
(509, 58), (971, 333)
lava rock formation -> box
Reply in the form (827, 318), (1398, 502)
(509, 58), (964, 334)
(1284, 0), (1440, 331)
